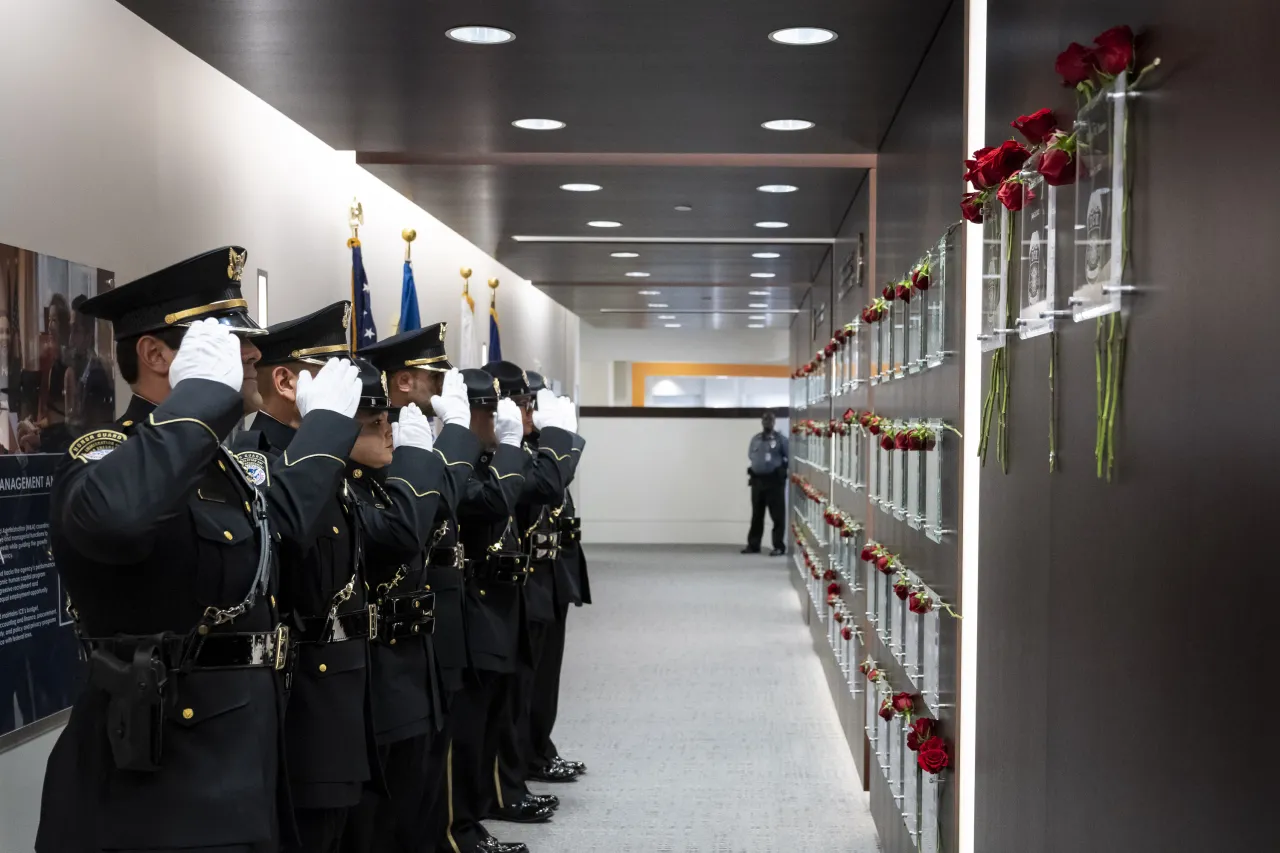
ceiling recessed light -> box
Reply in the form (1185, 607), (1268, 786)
(648, 303), (669, 308)
(658, 314), (677, 320)
(752, 252), (781, 259)
(638, 289), (661, 295)
(749, 303), (768, 308)
(755, 221), (789, 228)
(749, 290), (770, 296)
(560, 183), (602, 192)
(512, 118), (565, 131)
(664, 323), (682, 328)
(587, 220), (622, 228)
(748, 323), (766, 329)
(750, 273), (776, 279)
(761, 119), (814, 131)
(446, 26), (516, 45)
(626, 272), (651, 277)
(611, 251), (639, 258)
(749, 315), (767, 320)
(757, 184), (799, 193)
(674, 204), (693, 212)
(769, 27), (838, 46)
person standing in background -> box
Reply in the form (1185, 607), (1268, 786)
(742, 410), (788, 557)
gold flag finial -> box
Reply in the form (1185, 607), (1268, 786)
(348, 198), (364, 243)
(460, 267), (472, 295)
(402, 228), (417, 261)
(487, 277), (499, 306)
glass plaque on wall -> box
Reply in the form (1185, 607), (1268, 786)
(903, 735), (921, 841)
(980, 202), (1009, 353)
(879, 445), (893, 516)
(903, 578), (922, 685)
(924, 419), (945, 543)
(892, 299), (907, 379)
(922, 605), (941, 710)
(1018, 171), (1057, 339)
(849, 320), (863, 390)
(892, 437), (907, 522)
(880, 311), (893, 382)
(907, 446), (922, 530)
(868, 433), (880, 505)
(1072, 71), (1128, 321)
(865, 679), (879, 741)
(878, 714), (891, 772)
(889, 719), (904, 799)
(869, 318), (882, 385)
(865, 559), (878, 623)
(921, 774), (940, 853)
(907, 286), (925, 373)
(926, 232), (952, 368)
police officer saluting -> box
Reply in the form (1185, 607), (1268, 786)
(38, 247), (363, 853)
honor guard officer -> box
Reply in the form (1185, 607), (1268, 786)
(341, 324), (483, 853)
(236, 303), (412, 853)
(37, 247), (362, 853)
(520, 373), (589, 785)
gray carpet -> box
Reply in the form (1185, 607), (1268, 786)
(490, 545), (880, 852)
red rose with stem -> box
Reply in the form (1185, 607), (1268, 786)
(964, 146), (995, 189)
(907, 718), (936, 751)
(1038, 140), (1077, 187)
(1092, 25), (1134, 76)
(997, 178), (1033, 212)
(876, 555), (894, 575)
(912, 261), (931, 291)
(960, 191), (985, 224)
(917, 737), (951, 774)
(878, 698), (896, 721)
(976, 140), (1031, 189)
(866, 668), (880, 682)
(860, 544), (876, 562)
(894, 580), (911, 600)
(880, 434), (895, 451)
(833, 610), (845, 623)
(895, 282), (912, 303)
(1056, 42), (1097, 87)
(827, 581), (840, 596)
(1010, 109), (1059, 146)
(909, 591), (934, 614)
(882, 283), (897, 301)
(841, 626), (854, 641)
(859, 659), (873, 675)
(892, 692), (916, 723)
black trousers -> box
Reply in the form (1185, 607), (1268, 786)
(747, 477), (786, 551)
(442, 671), (515, 852)
(496, 618), (552, 805)
(527, 602), (569, 770)
(340, 733), (434, 853)
(286, 808), (348, 853)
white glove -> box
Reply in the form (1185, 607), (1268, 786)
(393, 403), (434, 451)
(533, 388), (563, 432)
(169, 318), (242, 392)
(558, 396), (578, 434)
(296, 358), (361, 419)
(430, 368), (470, 428)
(496, 398), (524, 447)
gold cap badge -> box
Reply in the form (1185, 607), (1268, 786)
(227, 248), (247, 281)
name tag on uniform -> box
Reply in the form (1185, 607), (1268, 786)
(764, 452), (771, 461)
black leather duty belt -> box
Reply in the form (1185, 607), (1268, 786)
(376, 589), (436, 642)
(293, 607), (377, 644)
(428, 544), (465, 569)
(84, 627), (291, 672)
(529, 530), (561, 562)
(467, 553), (530, 586)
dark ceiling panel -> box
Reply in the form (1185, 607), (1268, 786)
(537, 284), (803, 330)
(496, 243), (831, 287)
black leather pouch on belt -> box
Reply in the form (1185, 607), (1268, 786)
(557, 515), (582, 544)
(88, 640), (168, 772)
(476, 551), (530, 585)
(377, 589), (436, 640)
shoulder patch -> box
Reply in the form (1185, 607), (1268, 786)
(69, 429), (126, 463)
(236, 451), (270, 486)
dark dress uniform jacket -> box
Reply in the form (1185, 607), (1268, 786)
(351, 424), (482, 742)
(518, 430), (583, 623)
(235, 410), (400, 811)
(552, 433), (590, 609)
(457, 427), (576, 674)
(37, 382), (356, 852)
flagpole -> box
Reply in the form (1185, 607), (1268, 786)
(348, 198), (363, 351)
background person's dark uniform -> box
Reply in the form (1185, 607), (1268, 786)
(231, 309), (378, 853)
(744, 418), (789, 555)
(35, 248), (347, 853)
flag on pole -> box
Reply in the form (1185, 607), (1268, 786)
(458, 268), (479, 368)
(399, 260), (421, 334)
(350, 238), (377, 349)
(487, 278), (502, 362)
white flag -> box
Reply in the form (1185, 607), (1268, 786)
(458, 290), (479, 368)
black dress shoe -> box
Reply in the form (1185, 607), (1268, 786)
(488, 795), (554, 823)
(529, 761), (579, 783)
(526, 792), (560, 810)
(769, 547), (785, 557)
(552, 755), (587, 775)
(475, 837), (529, 853)
(740, 546), (761, 554)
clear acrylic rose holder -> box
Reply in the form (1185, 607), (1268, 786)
(1071, 70), (1129, 321)
(1017, 170), (1059, 339)
(979, 200), (1010, 352)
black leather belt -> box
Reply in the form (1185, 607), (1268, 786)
(84, 627), (291, 672)
(376, 589), (436, 642)
(428, 544), (465, 569)
(468, 553), (530, 586)
(294, 607), (377, 644)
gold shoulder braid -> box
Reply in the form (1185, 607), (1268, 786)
(69, 429), (127, 463)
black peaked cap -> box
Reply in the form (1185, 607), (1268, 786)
(360, 322), (451, 373)
(526, 371), (547, 395)
(257, 301), (352, 366)
(354, 356), (391, 411)
(461, 368), (499, 409)
(483, 360), (530, 399)
(78, 246), (264, 340)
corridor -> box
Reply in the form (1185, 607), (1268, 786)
(508, 546), (878, 853)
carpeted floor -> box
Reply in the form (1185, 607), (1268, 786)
(487, 545), (880, 853)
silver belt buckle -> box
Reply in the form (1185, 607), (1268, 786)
(368, 604), (379, 641)
(273, 625), (290, 671)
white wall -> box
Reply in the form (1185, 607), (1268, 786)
(580, 324), (790, 366)
(577, 416), (788, 544)
(0, 1), (579, 849)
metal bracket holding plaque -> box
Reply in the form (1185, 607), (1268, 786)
(924, 418), (947, 544)
(926, 230), (955, 368)
(1017, 170), (1057, 339)
(979, 202), (1010, 352)
(891, 300), (907, 379)
(1072, 71), (1129, 321)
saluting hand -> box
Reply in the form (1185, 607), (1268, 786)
(169, 318), (243, 392)
(430, 368), (471, 427)
(393, 403), (434, 451)
(532, 388), (562, 432)
(557, 395), (578, 434)
(296, 357), (361, 419)
(496, 398), (524, 447)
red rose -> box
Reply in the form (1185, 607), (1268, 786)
(892, 692), (915, 714)
(826, 593), (839, 606)
(861, 307), (873, 323)
(913, 270), (931, 291)
(876, 555), (893, 574)
(907, 433), (924, 450)
(1056, 42), (1097, 87)
(841, 626), (854, 641)
(882, 283), (896, 301)
(977, 140), (1031, 188)
(834, 610), (845, 623)
(924, 435), (937, 451)
(917, 737), (950, 774)
(866, 668), (879, 682)
(1038, 147), (1076, 186)
(895, 283), (912, 303)
(878, 700), (895, 721)
(997, 179), (1025, 211)
(894, 433), (910, 450)
(909, 592), (934, 614)
(823, 569), (836, 581)
(964, 146), (995, 189)
(1093, 25), (1134, 76)
(1010, 109), (1059, 146)
(906, 730), (923, 751)
(827, 581), (840, 596)
(859, 412), (872, 427)
(824, 342), (836, 357)
(880, 435), (895, 451)
(868, 420), (881, 435)
(860, 545), (875, 562)
(960, 192), (984, 224)
(859, 660), (872, 675)
(910, 717), (936, 741)
(894, 581), (911, 600)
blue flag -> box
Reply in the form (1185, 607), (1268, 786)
(351, 241), (377, 349)
(399, 260), (421, 333)
(488, 299), (502, 362)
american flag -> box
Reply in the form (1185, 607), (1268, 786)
(350, 239), (377, 350)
